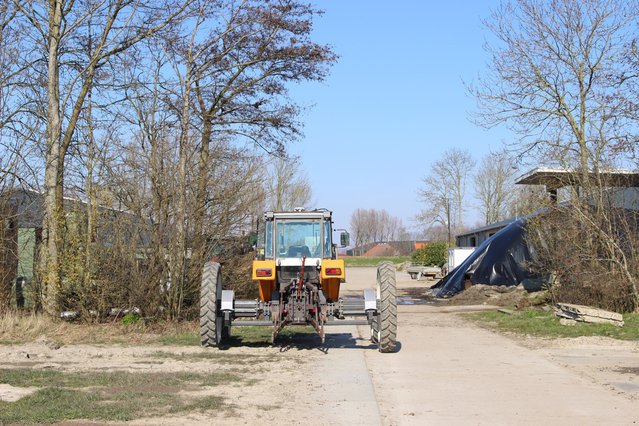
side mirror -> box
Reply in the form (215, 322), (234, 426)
(339, 231), (350, 247)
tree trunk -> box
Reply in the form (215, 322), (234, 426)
(84, 86), (95, 307)
(169, 68), (191, 319)
(189, 117), (212, 290)
(40, 0), (63, 316)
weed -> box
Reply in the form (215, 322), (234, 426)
(121, 312), (140, 325)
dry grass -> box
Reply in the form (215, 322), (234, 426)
(0, 311), (198, 345)
(0, 312), (66, 342)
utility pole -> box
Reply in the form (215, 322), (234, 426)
(446, 197), (452, 246)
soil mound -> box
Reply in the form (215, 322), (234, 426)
(363, 243), (399, 257)
(449, 284), (548, 307)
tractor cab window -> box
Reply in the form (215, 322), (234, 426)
(264, 220), (273, 259)
(276, 220), (322, 258)
(324, 220), (333, 259)
(256, 219), (274, 260)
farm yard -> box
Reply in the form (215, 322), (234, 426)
(2, 0), (639, 424)
(1, 267), (637, 425)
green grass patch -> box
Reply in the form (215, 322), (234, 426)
(464, 309), (639, 340)
(153, 325), (319, 348)
(0, 369), (240, 389)
(0, 369), (236, 423)
(147, 350), (277, 365)
(231, 325), (318, 345)
(343, 256), (410, 268)
(158, 330), (200, 346)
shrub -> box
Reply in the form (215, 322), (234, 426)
(527, 204), (639, 313)
(412, 241), (448, 267)
(121, 312), (140, 325)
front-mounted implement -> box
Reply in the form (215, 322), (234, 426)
(200, 209), (397, 352)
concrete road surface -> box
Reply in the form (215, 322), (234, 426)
(307, 266), (639, 426)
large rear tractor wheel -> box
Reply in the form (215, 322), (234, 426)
(376, 261), (397, 353)
(200, 261), (228, 347)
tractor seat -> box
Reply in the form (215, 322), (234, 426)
(287, 245), (311, 258)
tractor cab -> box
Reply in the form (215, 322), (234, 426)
(253, 209), (345, 302)
(257, 209), (334, 263)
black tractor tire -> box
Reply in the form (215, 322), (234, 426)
(370, 315), (379, 344)
(376, 261), (397, 353)
(200, 261), (227, 347)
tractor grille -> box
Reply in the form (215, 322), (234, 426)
(277, 266), (319, 283)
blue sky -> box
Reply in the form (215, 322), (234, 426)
(288, 1), (514, 234)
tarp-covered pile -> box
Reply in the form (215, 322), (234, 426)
(431, 220), (540, 297)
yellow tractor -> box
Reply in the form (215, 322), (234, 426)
(200, 208), (397, 352)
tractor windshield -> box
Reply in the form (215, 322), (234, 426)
(276, 220), (324, 258)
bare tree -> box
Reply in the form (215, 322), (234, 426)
(473, 0), (639, 311)
(506, 185), (549, 219)
(0, 2), (21, 131)
(418, 148), (475, 243)
(475, 152), (516, 225)
(350, 208), (406, 254)
(107, 0), (333, 319)
(471, 0), (638, 176)
(418, 224), (449, 243)
(266, 156), (313, 211)
(13, 0), (191, 315)
(186, 0), (335, 295)
(0, 2), (41, 189)
(349, 209), (368, 254)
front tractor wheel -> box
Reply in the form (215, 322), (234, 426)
(376, 261), (397, 353)
(200, 261), (228, 347)
(370, 315), (379, 344)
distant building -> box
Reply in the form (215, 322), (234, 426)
(350, 240), (430, 257)
(515, 167), (639, 208)
(455, 167), (639, 248)
(413, 241), (429, 250)
(0, 190), (43, 283)
(455, 219), (515, 248)
(0, 189), (140, 308)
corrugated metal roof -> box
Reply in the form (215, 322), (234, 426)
(515, 167), (639, 189)
(455, 218), (516, 238)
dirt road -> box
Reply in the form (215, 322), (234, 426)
(1, 267), (638, 425)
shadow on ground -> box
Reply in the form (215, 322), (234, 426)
(219, 330), (401, 354)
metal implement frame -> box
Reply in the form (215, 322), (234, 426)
(221, 295), (377, 330)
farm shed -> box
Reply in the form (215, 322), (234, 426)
(0, 189), (144, 309)
(437, 167), (639, 298)
(0, 190), (43, 308)
(455, 218), (515, 248)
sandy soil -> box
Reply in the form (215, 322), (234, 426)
(1, 267), (638, 425)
